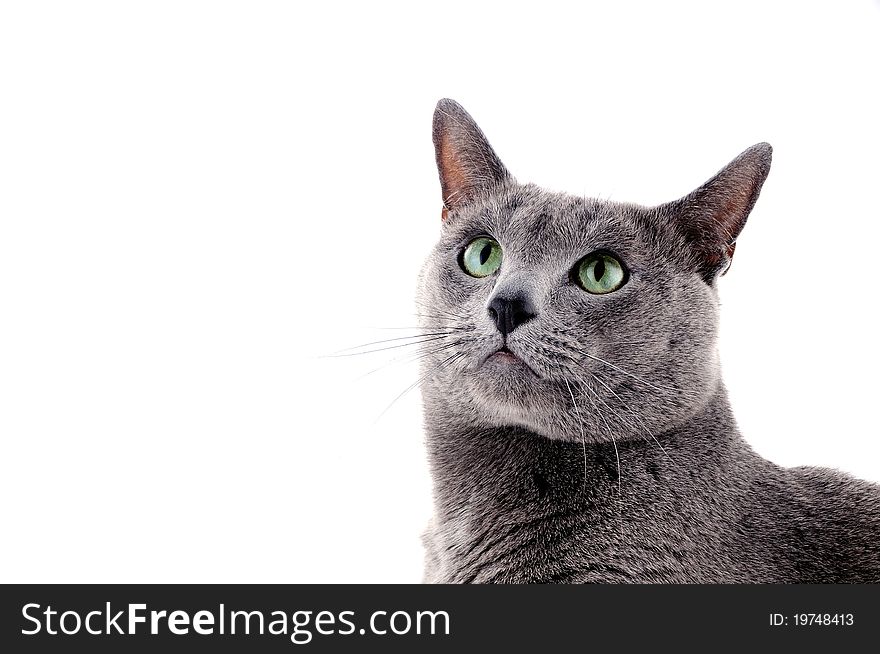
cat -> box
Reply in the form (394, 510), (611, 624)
(417, 98), (880, 583)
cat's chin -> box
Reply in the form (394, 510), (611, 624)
(476, 401), (551, 436)
(462, 364), (559, 436)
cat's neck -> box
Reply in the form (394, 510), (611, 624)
(424, 383), (752, 525)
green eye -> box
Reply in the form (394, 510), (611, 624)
(575, 252), (627, 294)
(461, 237), (503, 278)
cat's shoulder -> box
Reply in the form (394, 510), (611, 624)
(786, 464), (880, 504)
(781, 465), (880, 582)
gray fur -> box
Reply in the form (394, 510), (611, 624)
(418, 98), (880, 583)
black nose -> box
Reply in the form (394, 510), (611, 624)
(488, 295), (537, 336)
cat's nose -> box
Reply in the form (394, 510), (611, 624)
(488, 295), (536, 336)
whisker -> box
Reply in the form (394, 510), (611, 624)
(354, 339), (465, 381)
(321, 335), (451, 358)
(330, 331), (461, 355)
(575, 377), (622, 498)
(541, 329), (702, 401)
(581, 351), (699, 399)
(563, 378), (588, 488)
(584, 371), (674, 465)
(374, 351), (464, 423)
(367, 325), (465, 331)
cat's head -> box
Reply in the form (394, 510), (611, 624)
(417, 99), (771, 444)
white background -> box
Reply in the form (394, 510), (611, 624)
(1, 1), (878, 583)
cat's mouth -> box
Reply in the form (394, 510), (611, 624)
(483, 346), (540, 377)
(490, 346), (518, 362)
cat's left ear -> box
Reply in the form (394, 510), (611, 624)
(432, 99), (512, 220)
(663, 143), (772, 281)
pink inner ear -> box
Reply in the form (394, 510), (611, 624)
(438, 131), (472, 210)
(441, 207), (449, 222)
(715, 187), (752, 241)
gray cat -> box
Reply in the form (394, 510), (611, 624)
(417, 98), (880, 583)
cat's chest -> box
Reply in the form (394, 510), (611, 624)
(426, 501), (703, 583)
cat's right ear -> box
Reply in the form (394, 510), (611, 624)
(662, 143), (772, 281)
(432, 99), (511, 220)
